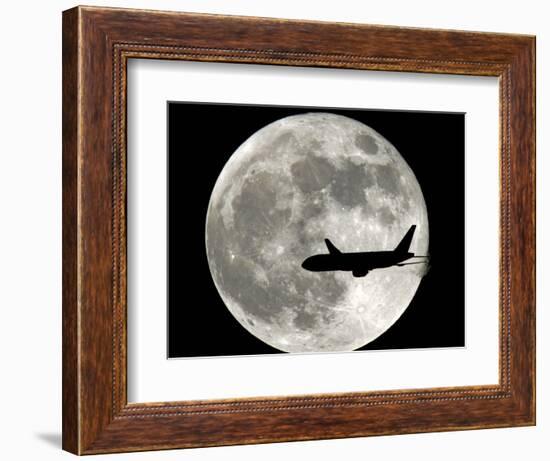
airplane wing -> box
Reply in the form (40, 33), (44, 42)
(352, 268), (369, 277)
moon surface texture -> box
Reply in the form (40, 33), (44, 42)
(205, 113), (429, 353)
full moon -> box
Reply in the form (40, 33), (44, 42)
(205, 113), (429, 353)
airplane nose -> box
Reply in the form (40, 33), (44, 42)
(301, 258), (313, 270)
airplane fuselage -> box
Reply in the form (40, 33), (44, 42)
(301, 225), (420, 277)
(301, 250), (414, 273)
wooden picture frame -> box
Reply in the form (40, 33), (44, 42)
(62, 5), (535, 455)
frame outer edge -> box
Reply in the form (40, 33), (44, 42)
(496, 37), (535, 425)
(531, 36), (537, 425)
(523, 36), (536, 425)
(62, 6), (81, 455)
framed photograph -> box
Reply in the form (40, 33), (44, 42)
(62, 6), (535, 455)
(166, 102), (464, 360)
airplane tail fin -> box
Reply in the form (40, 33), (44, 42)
(394, 225), (416, 254)
(324, 239), (341, 255)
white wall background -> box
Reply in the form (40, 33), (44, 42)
(0, 1), (545, 459)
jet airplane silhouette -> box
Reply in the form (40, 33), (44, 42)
(301, 225), (427, 278)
